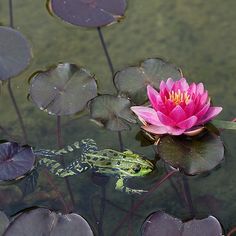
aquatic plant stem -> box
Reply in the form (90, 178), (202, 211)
(182, 175), (195, 217)
(111, 169), (178, 236)
(97, 27), (124, 151)
(56, 116), (75, 209)
(8, 0), (28, 144)
(227, 227), (236, 236)
(7, 80), (28, 143)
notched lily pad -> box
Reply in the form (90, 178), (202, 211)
(89, 95), (136, 131)
(0, 142), (35, 181)
(29, 63), (97, 116)
(4, 208), (93, 236)
(141, 211), (223, 236)
(156, 132), (224, 175)
(0, 26), (32, 81)
(48, 0), (127, 28)
(114, 58), (182, 104)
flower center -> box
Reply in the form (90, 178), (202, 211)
(167, 89), (190, 105)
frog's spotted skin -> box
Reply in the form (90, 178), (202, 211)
(35, 139), (154, 194)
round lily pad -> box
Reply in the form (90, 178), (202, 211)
(4, 208), (94, 236)
(29, 63), (97, 116)
(0, 26), (32, 81)
(114, 58), (182, 104)
(48, 0), (127, 28)
(0, 142), (35, 181)
(141, 211), (223, 236)
(156, 132), (224, 175)
(89, 95), (136, 131)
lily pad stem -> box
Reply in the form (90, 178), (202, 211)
(56, 116), (75, 209)
(8, 0), (28, 144)
(111, 169), (178, 236)
(97, 27), (124, 151)
(7, 79), (28, 143)
(182, 175), (195, 217)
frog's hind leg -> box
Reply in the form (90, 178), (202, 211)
(115, 178), (147, 194)
(39, 158), (77, 177)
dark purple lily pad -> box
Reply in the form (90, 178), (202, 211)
(141, 211), (223, 236)
(156, 132), (224, 175)
(89, 95), (136, 131)
(4, 208), (93, 236)
(0, 142), (35, 181)
(114, 58), (182, 105)
(48, 0), (127, 28)
(29, 63), (97, 116)
(0, 26), (32, 81)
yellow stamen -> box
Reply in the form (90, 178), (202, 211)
(167, 89), (190, 105)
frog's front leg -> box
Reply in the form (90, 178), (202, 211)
(115, 178), (147, 194)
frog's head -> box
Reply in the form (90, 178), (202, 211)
(131, 159), (154, 176)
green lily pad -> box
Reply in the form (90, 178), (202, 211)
(0, 26), (32, 81)
(89, 95), (136, 131)
(156, 132), (224, 175)
(4, 208), (94, 236)
(141, 211), (223, 236)
(114, 58), (182, 104)
(29, 63), (97, 116)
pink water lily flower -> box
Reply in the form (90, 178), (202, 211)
(131, 78), (222, 135)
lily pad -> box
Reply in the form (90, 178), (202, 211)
(89, 95), (136, 131)
(47, 0), (127, 28)
(29, 63), (97, 116)
(141, 211), (223, 236)
(114, 58), (182, 104)
(156, 132), (224, 175)
(0, 142), (35, 181)
(0, 26), (32, 81)
(4, 208), (94, 236)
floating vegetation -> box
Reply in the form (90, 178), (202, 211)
(0, 141), (35, 182)
(47, 0), (127, 28)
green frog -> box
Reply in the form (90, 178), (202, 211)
(35, 139), (154, 194)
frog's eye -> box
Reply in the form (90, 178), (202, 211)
(133, 165), (141, 173)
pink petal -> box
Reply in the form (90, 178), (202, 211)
(142, 125), (185, 136)
(159, 80), (167, 91)
(147, 85), (161, 111)
(166, 78), (174, 90)
(169, 105), (186, 123)
(157, 111), (176, 126)
(200, 91), (208, 105)
(184, 100), (195, 116)
(131, 106), (162, 126)
(177, 116), (197, 129)
(197, 107), (222, 124)
(173, 78), (189, 92)
(166, 126), (186, 135)
(195, 100), (210, 120)
(196, 83), (204, 95)
(142, 125), (169, 135)
(188, 83), (197, 95)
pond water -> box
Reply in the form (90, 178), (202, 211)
(0, 0), (236, 235)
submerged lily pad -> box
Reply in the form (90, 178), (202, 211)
(0, 142), (35, 181)
(156, 132), (224, 175)
(0, 26), (32, 81)
(89, 95), (136, 131)
(30, 63), (97, 116)
(141, 211), (223, 236)
(114, 58), (182, 104)
(48, 0), (127, 28)
(4, 208), (93, 236)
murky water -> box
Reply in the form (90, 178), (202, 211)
(0, 0), (236, 235)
